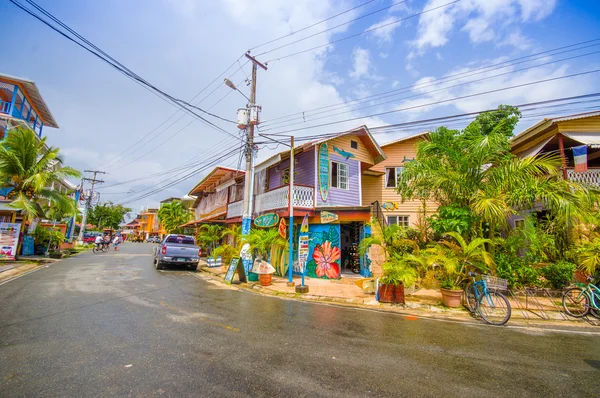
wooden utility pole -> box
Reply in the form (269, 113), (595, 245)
(77, 170), (105, 242)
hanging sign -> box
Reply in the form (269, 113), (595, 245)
(278, 217), (287, 238)
(254, 213), (280, 228)
(0, 223), (21, 261)
(295, 214), (310, 274)
(318, 143), (329, 202)
(320, 211), (338, 224)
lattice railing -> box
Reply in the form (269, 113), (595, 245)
(567, 168), (600, 187)
(227, 200), (243, 218)
(254, 185), (314, 213)
(292, 185), (314, 208)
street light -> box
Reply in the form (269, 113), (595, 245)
(224, 78), (250, 102)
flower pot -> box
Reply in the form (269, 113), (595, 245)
(440, 288), (463, 308)
(378, 283), (395, 303)
(259, 273), (272, 286)
(394, 284), (405, 304)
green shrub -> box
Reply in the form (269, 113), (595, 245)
(428, 205), (476, 238)
(495, 252), (541, 288)
(540, 261), (576, 289)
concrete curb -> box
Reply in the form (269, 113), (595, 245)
(197, 266), (600, 332)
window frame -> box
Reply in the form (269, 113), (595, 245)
(514, 219), (525, 229)
(281, 167), (290, 185)
(385, 167), (403, 188)
(387, 215), (410, 227)
(330, 161), (349, 190)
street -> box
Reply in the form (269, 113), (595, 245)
(0, 243), (599, 397)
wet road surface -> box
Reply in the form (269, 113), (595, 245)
(0, 243), (599, 397)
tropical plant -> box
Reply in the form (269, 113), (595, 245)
(540, 261), (576, 289)
(32, 225), (65, 250)
(574, 238), (600, 275)
(244, 227), (287, 259)
(88, 202), (132, 230)
(428, 205), (476, 238)
(379, 252), (417, 286)
(221, 224), (242, 248)
(196, 224), (222, 253)
(0, 127), (81, 220)
(158, 200), (191, 234)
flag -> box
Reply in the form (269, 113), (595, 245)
(573, 145), (588, 172)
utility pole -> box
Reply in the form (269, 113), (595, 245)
(241, 53), (267, 237)
(77, 170), (105, 243)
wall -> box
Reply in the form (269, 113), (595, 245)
(326, 134), (376, 165)
(267, 149), (315, 189)
(316, 153), (361, 207)
(305, 223), (341, 279)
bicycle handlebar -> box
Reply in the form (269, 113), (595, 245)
(468, 272), (478, 277)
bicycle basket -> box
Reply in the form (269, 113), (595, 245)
(482, 274), (508, 290)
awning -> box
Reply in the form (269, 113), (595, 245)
(518, 136), (553, 158)
(562, 132), (600, 146)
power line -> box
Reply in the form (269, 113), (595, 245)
(261, 38), (600, 127)
(249, 0), (377, 51)
(263, 0), (460, 63)
(264, 68), (600, 136)
(254, 0), (409, 56)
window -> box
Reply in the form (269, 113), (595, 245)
(331, 161), (349, 189)
(385, 167), (403, 188)
(350, 140), (358, 149)
(387, 215), (410, 227)
(282, 168), (290, 184)
(165, 235), (195, 245)
(514, 219), (525, 229)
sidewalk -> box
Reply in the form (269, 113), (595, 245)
(198, 260), (600, 331)
(0, 257), (58, 284)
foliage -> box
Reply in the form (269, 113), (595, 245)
(428, 205), (477, 238)
(495, 252), (541, 288)
(379, 252), (417, 286)
(33, 225), (65, 250)
(158, 201), (191, 234)
(221, 224), (242, 248)
(503, 216), (558, 263)
(540, 261), (576, 289)
(212, 243), (237, 264)
(196, 224), (222, 252)
(244, 227), (287, 259)
(88, 202), (131, 230)
(573, 238), (600, 275)
(0, 127), (81, 221)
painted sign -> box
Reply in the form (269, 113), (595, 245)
(318, 142), (329, 202)
(254, 213), (280, 228)
(278, 217), (287, 239)
(295, 214), (310, 274)
(224, 257), (240, 284)
(0, 223), (21, 261)
(239, 243), (252, 276)
(320, 211), (338, 224)
(381, 202), (402, 211)
(306, 224), (341, 279)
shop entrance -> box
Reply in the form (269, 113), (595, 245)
(340, 222), (362, 275)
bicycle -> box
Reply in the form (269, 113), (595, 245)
(562, 276), (600, 319)
(92, 243), (110, 254)
(464, 272), (512, 326)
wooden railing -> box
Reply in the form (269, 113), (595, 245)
(567, 168), (600, 186)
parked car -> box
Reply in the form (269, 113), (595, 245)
(153, 234), (200, 271)
(83, 232), (103, 244)
(146, 236), (161, 244)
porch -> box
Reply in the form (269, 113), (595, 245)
(226, 185), (315, 218)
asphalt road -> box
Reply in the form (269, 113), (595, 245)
(0, 243), (599, 397)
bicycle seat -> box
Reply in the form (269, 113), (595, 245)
(468, 272), (478, 277)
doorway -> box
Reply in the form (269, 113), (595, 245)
(340, 222), (362, 276)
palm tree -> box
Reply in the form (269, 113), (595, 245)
(244, 228), (287, 260)
(221, 224), (241, 248)
(0, 127), (80, 221)
(158, 201), (191, 233)
(196, 224), (222, 254)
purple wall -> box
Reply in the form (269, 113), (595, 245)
(267, 149), (315, 190)
(317, 153), (360, 207)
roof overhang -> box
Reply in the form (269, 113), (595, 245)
(381, 131), (430, 148)
(188, 166), (244, 196)
(0, 73), (58, 128)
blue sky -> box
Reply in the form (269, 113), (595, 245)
(1, 0), (599, 211)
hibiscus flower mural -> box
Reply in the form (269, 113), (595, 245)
(312, 240), (341, 279)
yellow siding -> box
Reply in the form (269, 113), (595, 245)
(557, 116), (600, 132)
(327, 135), (375, 165)
(364, 137), (438, 226)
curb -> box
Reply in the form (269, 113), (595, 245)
(197, 267), (600, 332)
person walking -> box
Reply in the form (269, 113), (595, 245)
(113, 235), (121, 251)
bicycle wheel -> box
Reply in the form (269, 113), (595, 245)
(92, 246), (98, 254)
(464, 283), (478, 313)
(588, 294), (600, 319)
(478, 291), (511, 326)
(562, 287), (589, 318)
(102, 245), (110, 253)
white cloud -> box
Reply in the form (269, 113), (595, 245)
(392, 80), (400, 88)
(366, 16), (402, 43)
(435, 52), (443, 61)
(379, 52), (389, 59)
(349, 47), (371, 79)
(500, 29), (532, 50)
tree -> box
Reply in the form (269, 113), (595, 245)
(0, 127), (80, 221)
(196, 224), (222, 253)
(158, 201), (192, 234)
(88, 202), (131, 230)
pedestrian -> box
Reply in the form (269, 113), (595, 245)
(113, 235), (121, 251)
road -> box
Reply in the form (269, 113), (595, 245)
(0, 243), (598, 397)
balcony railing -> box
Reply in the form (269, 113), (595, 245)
(0, 100), (10, 114)
(567, 168), (600, 186)
(227, 200), (243, 218)
(254, 185), (314, 213)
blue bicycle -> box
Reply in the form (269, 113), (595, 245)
(464, 272), (512, 326)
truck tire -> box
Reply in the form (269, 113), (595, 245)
(188, 264), (198, 272)
(156, 261), (164, 270)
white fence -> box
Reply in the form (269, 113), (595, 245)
(567, 168), (600, 186)
(253, 185), (314, 213)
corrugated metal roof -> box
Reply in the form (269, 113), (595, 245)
(380, 131), (429, 147)
(0, 73), (58, 128)
(188, 166), (244, 196)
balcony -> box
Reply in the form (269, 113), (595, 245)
(227, 200), (243, 218)
(254, 185), (314, 213)
(567, 168), (600, 187)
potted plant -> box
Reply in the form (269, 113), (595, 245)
(244, 228), (287, 282)
(377, 253), (417, 304)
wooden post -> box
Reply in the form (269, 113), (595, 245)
(558, 133), (568, 180)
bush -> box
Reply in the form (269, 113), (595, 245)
(540, 261), (576, 289)
(428, 205), (476, 239)
(495, 252), (541, 288)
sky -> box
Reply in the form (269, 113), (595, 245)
(1, 0), (599, 214)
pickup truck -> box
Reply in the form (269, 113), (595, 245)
(153, 234), (200, 271)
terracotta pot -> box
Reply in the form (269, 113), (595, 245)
(440, 288), (463, 308)
(259, 273), (272, 286)
(378, 283), (395, 303)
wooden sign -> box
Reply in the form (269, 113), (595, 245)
(224, 257), (246, 284)
(320, 211), (338, 224)
(318, 142), (329, 202)
(295, 214), (310, 274)
(278, 217), (287, 238)
(254, 213), (280, 228)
